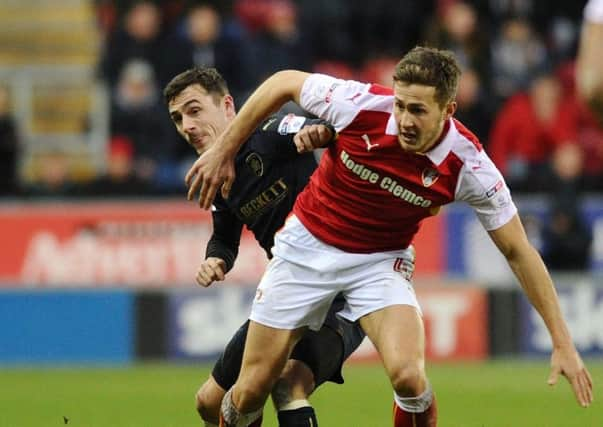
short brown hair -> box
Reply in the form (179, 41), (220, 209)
(163, 67), (229, 105)
(393, 46), (461, 107)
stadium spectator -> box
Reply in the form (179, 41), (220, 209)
(453, 68), (492, 143)
(186, 47), (593, 426)
(488, 18), (549, 108)
(163, 66), (367, 427)
(488, 71), (571, 191)
(245, 0), (312, 85)
(158, 3), (251, 102)
(424, 1), (490, 79)
(542, 196), (593, 272)
(98, 1), (164, 92)
(23, 151), (75, 197)
(78, 136), (150, 197)
(576, 0), (603, 124)
(110, 59), (172, 186)
(0, 85), (20, 196)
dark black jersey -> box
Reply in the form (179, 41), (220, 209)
(205, 113), (328, 271)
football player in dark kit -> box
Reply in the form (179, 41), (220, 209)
(164, 67), (380, 427)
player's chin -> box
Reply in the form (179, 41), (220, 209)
(397, 137), (420, 153)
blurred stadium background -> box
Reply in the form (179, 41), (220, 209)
(0, 0), (602, 426)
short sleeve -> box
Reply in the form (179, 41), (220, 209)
(455, 151), (518, 231)
(299, 74), (370, 132)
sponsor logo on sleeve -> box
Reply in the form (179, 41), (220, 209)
(277, 114), (307, 135)
(486, 180), (503, 198)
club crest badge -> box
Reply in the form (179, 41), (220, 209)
(421, 168), (439, 187)
(246, 152), (264, 177)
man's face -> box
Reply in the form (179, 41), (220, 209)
(392, 82), (455, 154)
(168, 84), (234, 154)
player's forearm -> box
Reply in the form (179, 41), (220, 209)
(507, 246), (574, 349)
(221, 70), (309, 155)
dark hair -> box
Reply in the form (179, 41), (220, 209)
(393, 46), (461, 107)
(163, 67), (229, 105)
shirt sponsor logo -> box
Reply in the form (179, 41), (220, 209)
(239, 178), (288, 221)
(340, 150), (433, 208)
(421, 168), (439, 187)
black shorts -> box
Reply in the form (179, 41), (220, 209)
(211, 304), (365, 391)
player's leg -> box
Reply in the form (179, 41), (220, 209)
(359, 305), (436, 427)
(220, 321), (306, 427)
(271, 298), (366, 427)
(272, 359), (318, 427)
(197, 321), (263, 427)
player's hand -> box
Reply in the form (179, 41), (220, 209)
(548, 345), (593, 407)
(185, 142), (236, 210)
(293, 124), (335, 153)
(196, 257), (227, 287)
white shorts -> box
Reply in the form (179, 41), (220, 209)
(585, 0), (603, 22)
(249, 215), (420, 331)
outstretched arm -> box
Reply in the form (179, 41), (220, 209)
(577, 8), (603, 124)
(185, 70), (311, 209)
(488, 215), (593, 407)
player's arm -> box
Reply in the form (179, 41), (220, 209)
(577, 3), (603, 124)
(487, 215), (593, 407)
(185, 70), (311, 209)
(259, 113), (336, 156)
(197, 207), (244, 287)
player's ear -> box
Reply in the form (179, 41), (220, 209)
(223, 94), (236, 119)
(444, 101), (457, 120)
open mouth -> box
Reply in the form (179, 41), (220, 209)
(400, 132), (417, 144)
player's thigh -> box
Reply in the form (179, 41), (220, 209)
(359, 304), (425, 377)
(238, 321), (306, 392)
(289, 325), (344, 389)
(211, 320), (249, 391)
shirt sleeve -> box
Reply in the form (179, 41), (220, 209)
(205, 202), (244, 273)
(299, 73), (371, 132)
(255, 113), (335, 159)
(455, 150), (518, 231)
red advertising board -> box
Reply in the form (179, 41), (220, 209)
(0, 200), (446, 288)
(351, 285), (488, 361)
(0, 200), (266, 287)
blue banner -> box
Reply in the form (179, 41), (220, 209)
(167, 286), (255, 361)
(519, 281), (603, 356)
(0, 290), (134, 364)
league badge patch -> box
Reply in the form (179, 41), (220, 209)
(421, 168), (439, 187)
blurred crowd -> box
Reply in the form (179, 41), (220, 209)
(1, 0), (600, 270)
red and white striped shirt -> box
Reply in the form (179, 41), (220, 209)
(292, 73), (517, 253)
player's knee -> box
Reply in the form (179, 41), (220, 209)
(389, 362), (426, 397)
(276, 360), (315, 402)
(195, 381), (223, 423)
(236, 377), (273, 410)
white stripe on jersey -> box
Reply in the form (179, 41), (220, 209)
(300, 74), (393, 132)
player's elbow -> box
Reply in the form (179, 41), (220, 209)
(269, 70), (311, 103)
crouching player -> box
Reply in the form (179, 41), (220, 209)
(164, 67), (381, 426)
